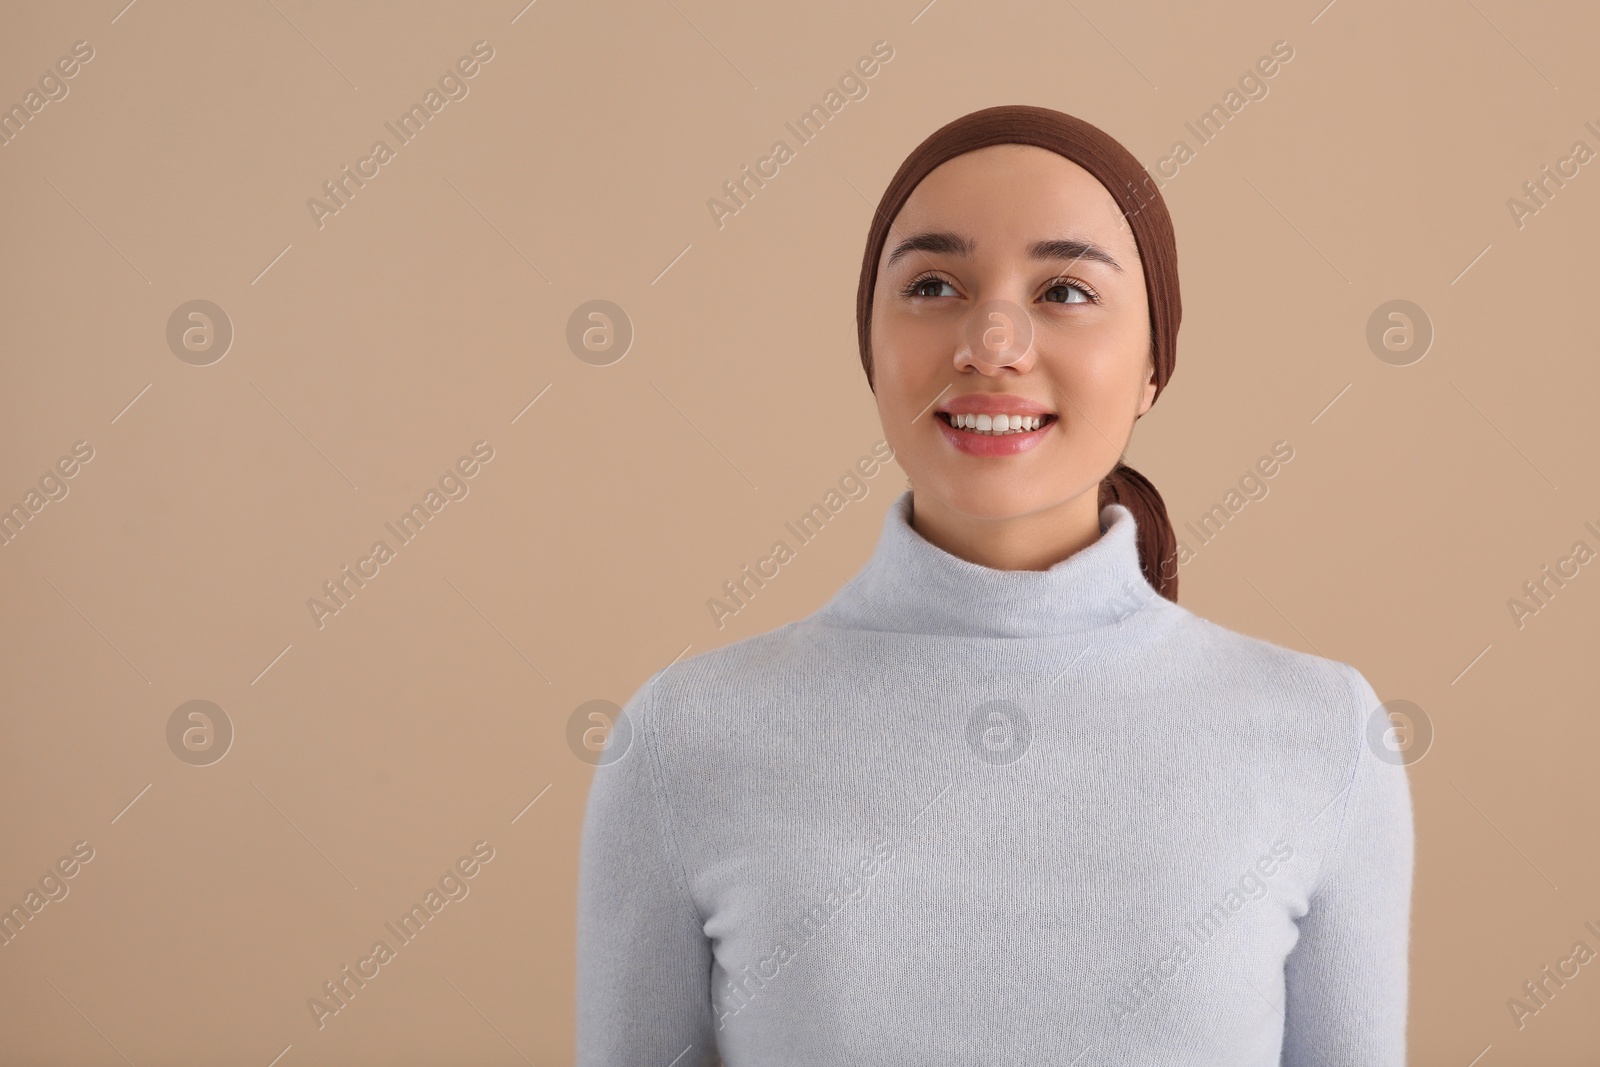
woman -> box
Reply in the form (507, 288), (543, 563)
(576, 104), (1414, 1066)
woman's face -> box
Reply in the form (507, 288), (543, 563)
(869, 143), (1156, 524)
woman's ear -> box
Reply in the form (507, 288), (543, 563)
(1136, 359), (1158, 417)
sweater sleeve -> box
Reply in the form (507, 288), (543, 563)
(1280, 665), (1416, 1066)
(575, 676), (719, 1066)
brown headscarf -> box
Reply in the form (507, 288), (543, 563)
(855, 104), (1182, 601)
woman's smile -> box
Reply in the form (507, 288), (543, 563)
(934, 391), (1059, 455)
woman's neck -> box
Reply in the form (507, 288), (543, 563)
(908, 487), (1105, 572)
(811, 489), (1168, 640)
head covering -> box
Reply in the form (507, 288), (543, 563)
(855, 103), (1182, 601)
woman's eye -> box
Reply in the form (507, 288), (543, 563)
(908, 276), (957, 298)
(1043, 281), (1092, 304)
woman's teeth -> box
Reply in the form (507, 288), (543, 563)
(943, 412), (1051, 435)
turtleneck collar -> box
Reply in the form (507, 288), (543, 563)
(811, 489), (1173, 640)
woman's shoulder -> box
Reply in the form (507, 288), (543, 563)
(1163, 605), (1382, 740)
(621, 620), (816, 721)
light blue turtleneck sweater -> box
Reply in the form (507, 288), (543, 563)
(576, 490), (1414, 1065)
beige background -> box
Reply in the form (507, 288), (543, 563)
(2, 0), (1597, 1062)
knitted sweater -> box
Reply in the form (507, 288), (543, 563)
(576, 490), (1414, 1065)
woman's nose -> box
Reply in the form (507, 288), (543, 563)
(953, 297), (1037, 372)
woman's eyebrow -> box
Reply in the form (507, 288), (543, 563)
(886, 231), (1123, 273)
(885, 230), (971, 266)
(1029, 237), (1123, 273)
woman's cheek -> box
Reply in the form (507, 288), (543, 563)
(886, 321), (942, 377)
(876, 337), (942, 410)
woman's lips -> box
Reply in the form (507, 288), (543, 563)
(934, 411), (1056, 456)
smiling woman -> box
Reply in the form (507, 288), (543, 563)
(576, 105), (1414, 1067)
